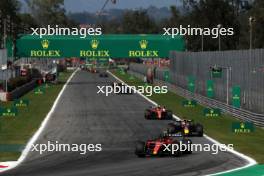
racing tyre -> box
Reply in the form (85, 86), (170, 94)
(144, 110), (151, 119)
(135, 141), (146, 157)
(166, 110), (173, 120)
(196, 124), (203, 137)
(174, 121), (182, 130)
(167, 125), (175, 134)
(172, 141), (182, 157)
(182, 139), (192, 154)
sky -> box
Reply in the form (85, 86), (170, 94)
(65, 0), (181, 12)
(20, 0), (181, 13)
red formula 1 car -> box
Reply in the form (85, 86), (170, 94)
(88, 67), (98, 73)
(144, 106), (173, 120)
(166, 119), (204, 137)
(135, 136), (192, 157)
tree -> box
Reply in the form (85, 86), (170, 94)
(0, 0), (20, 18)
(18, 13), (38, 32)
(250, 0), (264, 48)
(26, 0), (72, 26)
(0, 0), (21, 47)
(183, 0), (240, 51)
(161, 6), (182, 28)
(121, 10), (158, 34)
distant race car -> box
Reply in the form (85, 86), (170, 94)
(99, 72), (108, 77)
(45, 73), (56, 82)
(88, 67), (98, 73)
(80, 65), (85, 70)
(144, 106), (173, 120)
(111, 82), (134, 94)
(166, 119), (203, 137)
(135, 136), (192, 157)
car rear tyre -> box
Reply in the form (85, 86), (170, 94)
(182, 139), (192, 154)
(167, 111), (173, 119)
(196, 124), (203, 137)
(167, 125), (175, 134)
(144, 110), (150, 119)
(135, 141), (146, 157)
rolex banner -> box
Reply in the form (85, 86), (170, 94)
(206, 80), (214, 98)
(182, 100), (197, 107)
(12, 35), (185, 58)
(203, 108), (221, 117)
(13, 99), (29, 107)
(232, 122), (255, 133)
(232, 86), (241, 108)
(0, 107), (18, 117)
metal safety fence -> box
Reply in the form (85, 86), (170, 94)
(128, 49), (264, 127)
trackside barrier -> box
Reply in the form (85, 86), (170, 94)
(0, 80), (37, 101)
(128, 70), (264, 127)
(9, 80), (37, 101)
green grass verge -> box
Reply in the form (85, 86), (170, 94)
(0, 71), (73, 161)
(113, 70), (264, 163)
(217, 164), (264, 176)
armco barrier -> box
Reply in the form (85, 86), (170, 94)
(8, 80), (37, 101)
(169, 49), (264, 114)
(128, 70), (264, 127)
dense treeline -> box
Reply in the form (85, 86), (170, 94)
(101, 0), (264, 51)
(0, 0), (263, 51)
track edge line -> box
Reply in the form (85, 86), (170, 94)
(0, 69), (78, 173)
(108, 70), (257, 176)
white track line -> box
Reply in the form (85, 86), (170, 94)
(0, 69), (78, 173)
(108, 71), (257, 176)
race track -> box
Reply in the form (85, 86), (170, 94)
(1, 70), (247, 176)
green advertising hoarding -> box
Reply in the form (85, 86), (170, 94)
(232, 86), (241, 108)
(211, 67), (222, 78)
(6, 37), (14, 57)
(206, 80), (214, 98)
(232, 122), (255, 133)
(188, 76), (195, 93)
(34, 86), (46, 95)
(13, 99), (29, 107)
(86, 57), (109, 67)
(182, 100), (197, 107)
(203, 108), (221, 117)
(163, 70), (170, 82)
(0, 107), (18, 117)
(118, 68), (126, 75)
(86, 57), (109, 63)
(12, 34), (185, 58)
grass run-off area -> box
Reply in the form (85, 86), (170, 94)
(113, 70), (264, 163)
(0, 71), (73, 161)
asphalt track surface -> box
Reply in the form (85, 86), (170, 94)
(2, 70), (246, 176)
